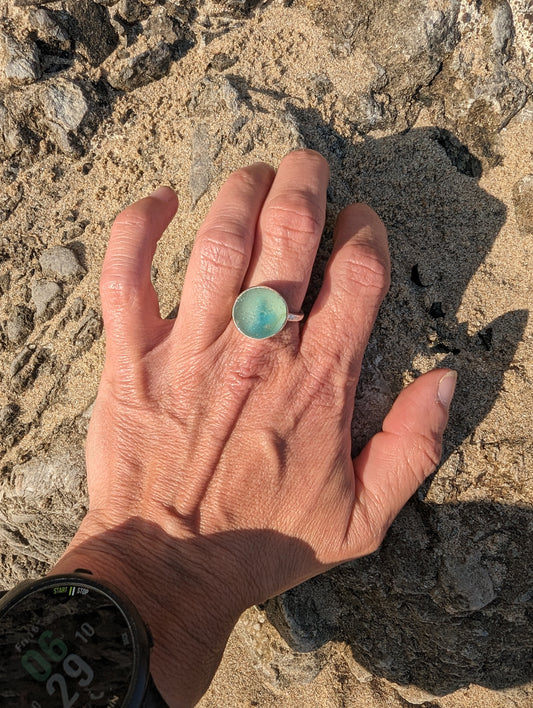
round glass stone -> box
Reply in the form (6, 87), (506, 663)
(232, 286), (289, 339)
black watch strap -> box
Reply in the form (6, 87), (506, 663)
(142, 675), (170, 708)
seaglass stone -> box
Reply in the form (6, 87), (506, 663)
(232, 286), (288, 339)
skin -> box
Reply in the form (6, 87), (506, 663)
(51, 150), (456, 707)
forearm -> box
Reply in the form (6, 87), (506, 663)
(49, 516), (240, 707)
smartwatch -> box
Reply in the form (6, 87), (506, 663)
(0, 571), (169, 707)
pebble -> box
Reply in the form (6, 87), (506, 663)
(512, 174), (533, 234)
(0, 30), (42, 86)
(31, 280), (64, 319)
(6, 305), (34, 345)
(27, 8), (71, 50)
(39, 79), (92, 155)
(107, 41), (172, 91)
(117, 0), (150, 23)
(64, 0), (118, 67)
(71, 309), (103, 352)
(39, 246), (86, 280)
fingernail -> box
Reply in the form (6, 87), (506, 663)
(437, 370), (457, 409)
(149, 186), (176, 202)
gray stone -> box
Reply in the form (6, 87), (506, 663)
(27, 8), (71, 50)
(6, 305), (33, 345)
(64, 0), (118, 66)
(39, 245), (85, 280)
(71, 308), (102, 352)
(0, 29), (42, 86)
(0, 100), (23, 158)
(107, 42), (172, 91)
(39, 79), (91, 155)
(513, 174), (533, 234)
(190, 123), (214, 207)
(14, 0), (57, 6)
(144, 8), (183, 44)
(117, 0), (150, 23)
(31, 280), (63, 319)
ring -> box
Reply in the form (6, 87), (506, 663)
(232, 286), (304, 340)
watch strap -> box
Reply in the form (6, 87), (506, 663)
(142, 674), (170, 708)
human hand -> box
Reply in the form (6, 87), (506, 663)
(53, 150), (456, 706)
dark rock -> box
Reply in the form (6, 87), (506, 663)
(70, 309), (103, 352)
(27, 8), (71, 51)
(0, 273), (11, 295)
(6, 305), (34, 345)
(64, 0), (118, 66)
(0, 403), (20, 433)
(14, 0), (57, 6)
(210, 0), (263, 16)
(0, 28), (42, 86)
(210, 52), (237, 72)
(93, 0), (120, 5)
(31, 280), (64, 319)
(0, 184), (24, 224)
(107, 41), (172, 91)
(39, 245), (86, 280)
(512, 174), (533, 234)
(117, 0), (150, 23)
(144, 8), (183, 44)
(38, 79), (93, 155)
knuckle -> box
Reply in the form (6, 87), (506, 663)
(337, 243), (390, 295)
(262, 193), (324, 251)
(196, 226), (249, 277)
(409, 431), (443, 483)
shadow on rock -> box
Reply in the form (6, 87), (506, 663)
(264, 114), (530, 694)
(266, 500), (533, 694)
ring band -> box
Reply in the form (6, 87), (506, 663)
(232, 286), (304, 340)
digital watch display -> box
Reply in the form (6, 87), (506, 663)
(0, 574), (158, 708)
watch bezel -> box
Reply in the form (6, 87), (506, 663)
(0, 572), (153, 708)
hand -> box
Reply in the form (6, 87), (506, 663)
(52, 150), (456, 706)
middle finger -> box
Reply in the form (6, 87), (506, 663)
(242, 150), (329, 314)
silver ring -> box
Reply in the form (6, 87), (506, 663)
(232, 286), (304, 340)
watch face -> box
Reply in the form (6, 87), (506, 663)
(0, 577), (141, 708)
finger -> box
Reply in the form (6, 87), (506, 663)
(100, 187), (178, 360)
(300, 204), (390, 383)
(345, 369), (457, 557)
(174, 163), (275, 351)
(243, 149), (329, 312)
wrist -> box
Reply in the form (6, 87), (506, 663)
(50, 514), (240, 707)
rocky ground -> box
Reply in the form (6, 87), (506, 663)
(0, 0), (532, 705)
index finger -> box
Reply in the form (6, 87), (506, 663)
(300, 204), (390, 384)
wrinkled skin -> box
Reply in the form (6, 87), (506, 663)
(53, 151), (455, 706)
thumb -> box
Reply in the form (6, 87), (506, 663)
(347, 369), (456, 555)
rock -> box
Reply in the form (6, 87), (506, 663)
(117, 0), (150, 23)
(14, 0), (57, 6)
(513, 174), (533, 234)
(0, 403), (20, 433)
(0, 99), (23, 158)
(210, 0), (262, 16)
(71, 308), (102, 352)
(0, 27), (42, 86)
(6, 305), (34, 345)
(64, 0), (118, 66)
(27, 8), (71, 51)
(39, 245), (85, 280)
(190, 123), (214, 206)
(93, 0), (120, 5)
(144, 8), (183, 44)
(31, 280), (64, 319)
(38, 79), (93, 155)
(107, 41), (172, 91)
